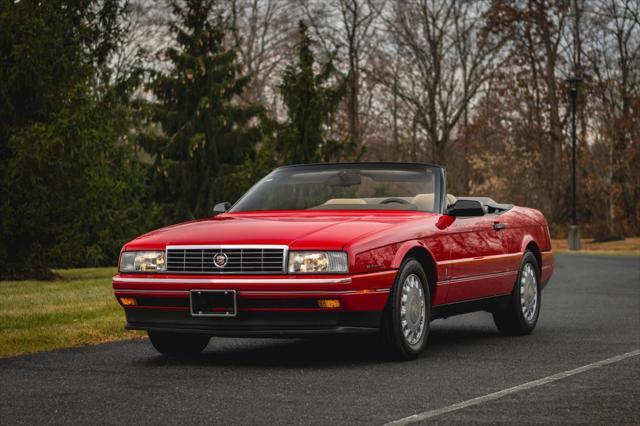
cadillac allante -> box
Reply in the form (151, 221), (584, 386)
(113, 163), (554, 360)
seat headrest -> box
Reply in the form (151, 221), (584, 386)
(411, 194), (435, 211)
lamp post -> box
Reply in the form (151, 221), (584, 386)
(567, 76), (581, 251)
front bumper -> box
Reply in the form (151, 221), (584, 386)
(113, 271), (396, 336)
(125, 310), (382, 336)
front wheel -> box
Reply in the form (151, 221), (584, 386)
(493, 251), (541, 335)
(148, 331), (210, 356)
(382, 258), (431, 360)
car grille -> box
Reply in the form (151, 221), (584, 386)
(166, 247), (286, 274)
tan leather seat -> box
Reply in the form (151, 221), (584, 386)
(323, 198), (367, 205)
(411, 193), (457, 211)
(411, 194), (435, 211)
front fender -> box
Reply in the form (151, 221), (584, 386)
(393, 239), (446, 283)
(390, 240), (448, 305)
(391, 240), (433, 269)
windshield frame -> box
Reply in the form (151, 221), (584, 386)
(229, 162), (447, 214)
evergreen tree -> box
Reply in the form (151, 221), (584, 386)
(276, 22), (359, 164)
(0, 0), (124, 156)
(148, 0), (263, 221)
(0, 0), (152, 278)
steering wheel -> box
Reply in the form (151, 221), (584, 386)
(380, 197), (411, 205)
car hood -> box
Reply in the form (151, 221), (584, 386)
(124, 211), (434, 251)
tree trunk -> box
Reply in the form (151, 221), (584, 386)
(347, 63), (360, 145)
(392, 75), (400, 160)
(411, 114), (418, 162)
(462, 105), (469, 194)
(541, 27), (564, 224)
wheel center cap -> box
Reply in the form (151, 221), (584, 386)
(526, 281), (535, 299)
(409, 298), (420, 322)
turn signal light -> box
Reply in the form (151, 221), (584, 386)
(119, 297), (137, 306)
(317, 299), (341, 309)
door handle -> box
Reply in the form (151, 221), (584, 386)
(493, 222), (506, 230)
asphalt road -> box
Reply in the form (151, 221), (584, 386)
(1, 254), (639, 425)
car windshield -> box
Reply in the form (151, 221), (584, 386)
(230, 163), (442, 212)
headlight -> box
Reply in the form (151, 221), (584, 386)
(288, 251), (348, 273)
(119, 251), (166, 272)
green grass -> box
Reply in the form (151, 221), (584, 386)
(0, 267), (142, 358)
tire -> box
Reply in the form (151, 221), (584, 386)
(382, 258), (431, 360)
(493, 251), (541, 335)
(148, 331), (210, 356)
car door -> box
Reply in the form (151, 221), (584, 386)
(444, 214), (509, 303)
(490, 209), (526, 294)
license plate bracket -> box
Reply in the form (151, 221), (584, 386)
(190, 290), (237, 317)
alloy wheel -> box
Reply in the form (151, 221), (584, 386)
(520, 263), (538, 323)
(400, 274), (426, 345)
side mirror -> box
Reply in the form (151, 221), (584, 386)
(213, 202), (231, 214)
(446, 199), (485, 217)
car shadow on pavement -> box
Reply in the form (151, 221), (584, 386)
(131, 322), (506, 368)
(135, 335), (389, 368)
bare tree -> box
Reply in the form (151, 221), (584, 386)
(583, 0), (640, 236)
(111, 1), (174, 84)
(229, 0), (299, 110)
(383, 0), (503, 172)
(484, 0), (573, 222)
(300, 0), (385, 145)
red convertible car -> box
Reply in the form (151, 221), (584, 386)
(113, 163), (553, 359)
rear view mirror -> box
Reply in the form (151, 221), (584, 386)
(213, 202), (231, 214)
(446, 199), (485, 217)
(327, 170), (362, 187)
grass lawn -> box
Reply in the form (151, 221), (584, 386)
(0, 267), (142, 358)
(551, 237), (640, 256)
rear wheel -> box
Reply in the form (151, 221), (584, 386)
(148, 331), (210, 356)
(493, 251), (541, 335)
(382, 258), (431, 360)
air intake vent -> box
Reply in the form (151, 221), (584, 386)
(166, 246), (286, 274)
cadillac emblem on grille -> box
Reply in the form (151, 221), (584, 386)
(213, 253), (228, 268)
